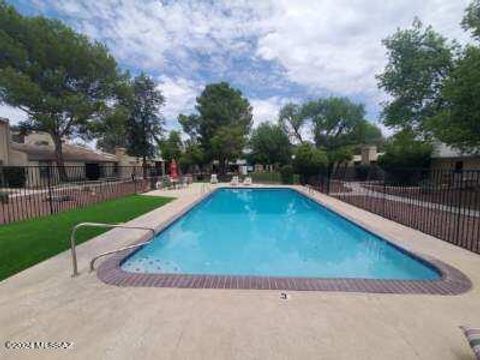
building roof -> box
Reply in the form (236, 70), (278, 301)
(432, 142), (479, 159)
(11, 142), (119, 163)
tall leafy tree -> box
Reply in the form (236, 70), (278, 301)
(158, 130), (183, 163)
(179, 141), (204, 173)
(278, 103), (305, 144)
(356, 121), (385, 149)
(126, 73), (165, 166)
(462, 0), (480, 40)
(95, 105), (129, 153)
(249, 122), (292, 166)
(210, 126), (246, 173)
(302, 97), (377, 171)
(377, 19), (455, 134)
(378, 130), (433, 184)
(425, 2), (480, 153)
(94, 79), (133, 153)
(428, 46), (480, 152)
(0, 1), (120, 178)
(293, 143), (328, 183)
(178, 82), (252, 174)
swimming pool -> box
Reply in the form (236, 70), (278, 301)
(121, 188), (440, 280)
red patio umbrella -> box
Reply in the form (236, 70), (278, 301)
(170, 159), (178, 179)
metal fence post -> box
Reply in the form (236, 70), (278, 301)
(132, 172), (137, 194)
(326, 168), (331, 195)
(47, 165), (54, 215)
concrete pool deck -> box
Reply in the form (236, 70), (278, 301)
(1, 183), (480, 359)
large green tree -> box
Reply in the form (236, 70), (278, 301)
(356, 121), (385, 149)
(95, 105), (129, 153)
(378, 130), (433, 184)
(158, 130), (183, 163)
(378, 130), (433, 170)
(293, 143), (328, 182)
(428, 46), (480, 152)
(0, 1), (120, 178)
(278, 103), (305, 144)
(462, 0), (480, 40)
(302, 97), (380, 172)
(126, 73), (165, 165)
(377, 19), (455, 134)
(249, 122), (292, 166)
(179, 141), (204, 173)
(425, 2), (480, 153)
(178, 82), (252, 174)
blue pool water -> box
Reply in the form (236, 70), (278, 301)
(121, 188), (440, 280)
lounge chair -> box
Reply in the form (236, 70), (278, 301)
(210, 174), (218, 184)
(161, 176), (172, 189)
(230, 176), (239, 186)
(244, 177), (252, 186)
(180, 176), (189, 188)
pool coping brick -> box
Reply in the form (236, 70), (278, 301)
(97, 187), (472, 295)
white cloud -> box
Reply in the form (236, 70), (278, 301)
(45, 0), (269, 72)
(11, 0), (475, 124)
(251, 96), (291, 127)
(0, 104), (28, 125)
(157, 76), (202, 130)
(255, 0), (470, 95)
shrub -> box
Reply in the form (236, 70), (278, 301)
(354, 164), (370, 181)
(250, 171), (281, 184)
(280, 165), (294, 184)
(378, 131), (432, 185)
(293, 144), (328, 183)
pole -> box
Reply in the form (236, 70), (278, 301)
(47, 165), (54, 215)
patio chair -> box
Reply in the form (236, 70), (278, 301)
(161, 176), (172, 189)
(230, 176), (239, 186)
(244, 177), (252, 186)
(180, 176), (189, 188)
(210, 174), (218, 184)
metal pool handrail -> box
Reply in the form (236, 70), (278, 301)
(70, 222), (155, 277)
(89, 240), (152, 273)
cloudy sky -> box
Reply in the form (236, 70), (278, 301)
(1, 0), (472, 134)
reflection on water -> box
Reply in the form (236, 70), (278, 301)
(122, 189), (439, 280)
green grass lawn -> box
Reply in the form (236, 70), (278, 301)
(0, 195), (174, 281)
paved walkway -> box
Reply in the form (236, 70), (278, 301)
(1, 183), (480, 359)
(332, 181), (480, 217)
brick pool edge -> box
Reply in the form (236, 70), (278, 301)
(97, 187), (472, 295)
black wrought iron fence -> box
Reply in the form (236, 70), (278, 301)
(308, 166), (480, 254)
(0, 165), (164, 225)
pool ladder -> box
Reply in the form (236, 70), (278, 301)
(69, 222), (156, 277)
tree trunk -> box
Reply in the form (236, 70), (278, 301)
(219, 157), (227, 177)
(327, 162), (335, 177)
(52, 135), (68, 182)
(334, 161), (342, 176)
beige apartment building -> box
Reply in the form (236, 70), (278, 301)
(431, 142), (480, 171)
(0, 117), (164, 186)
